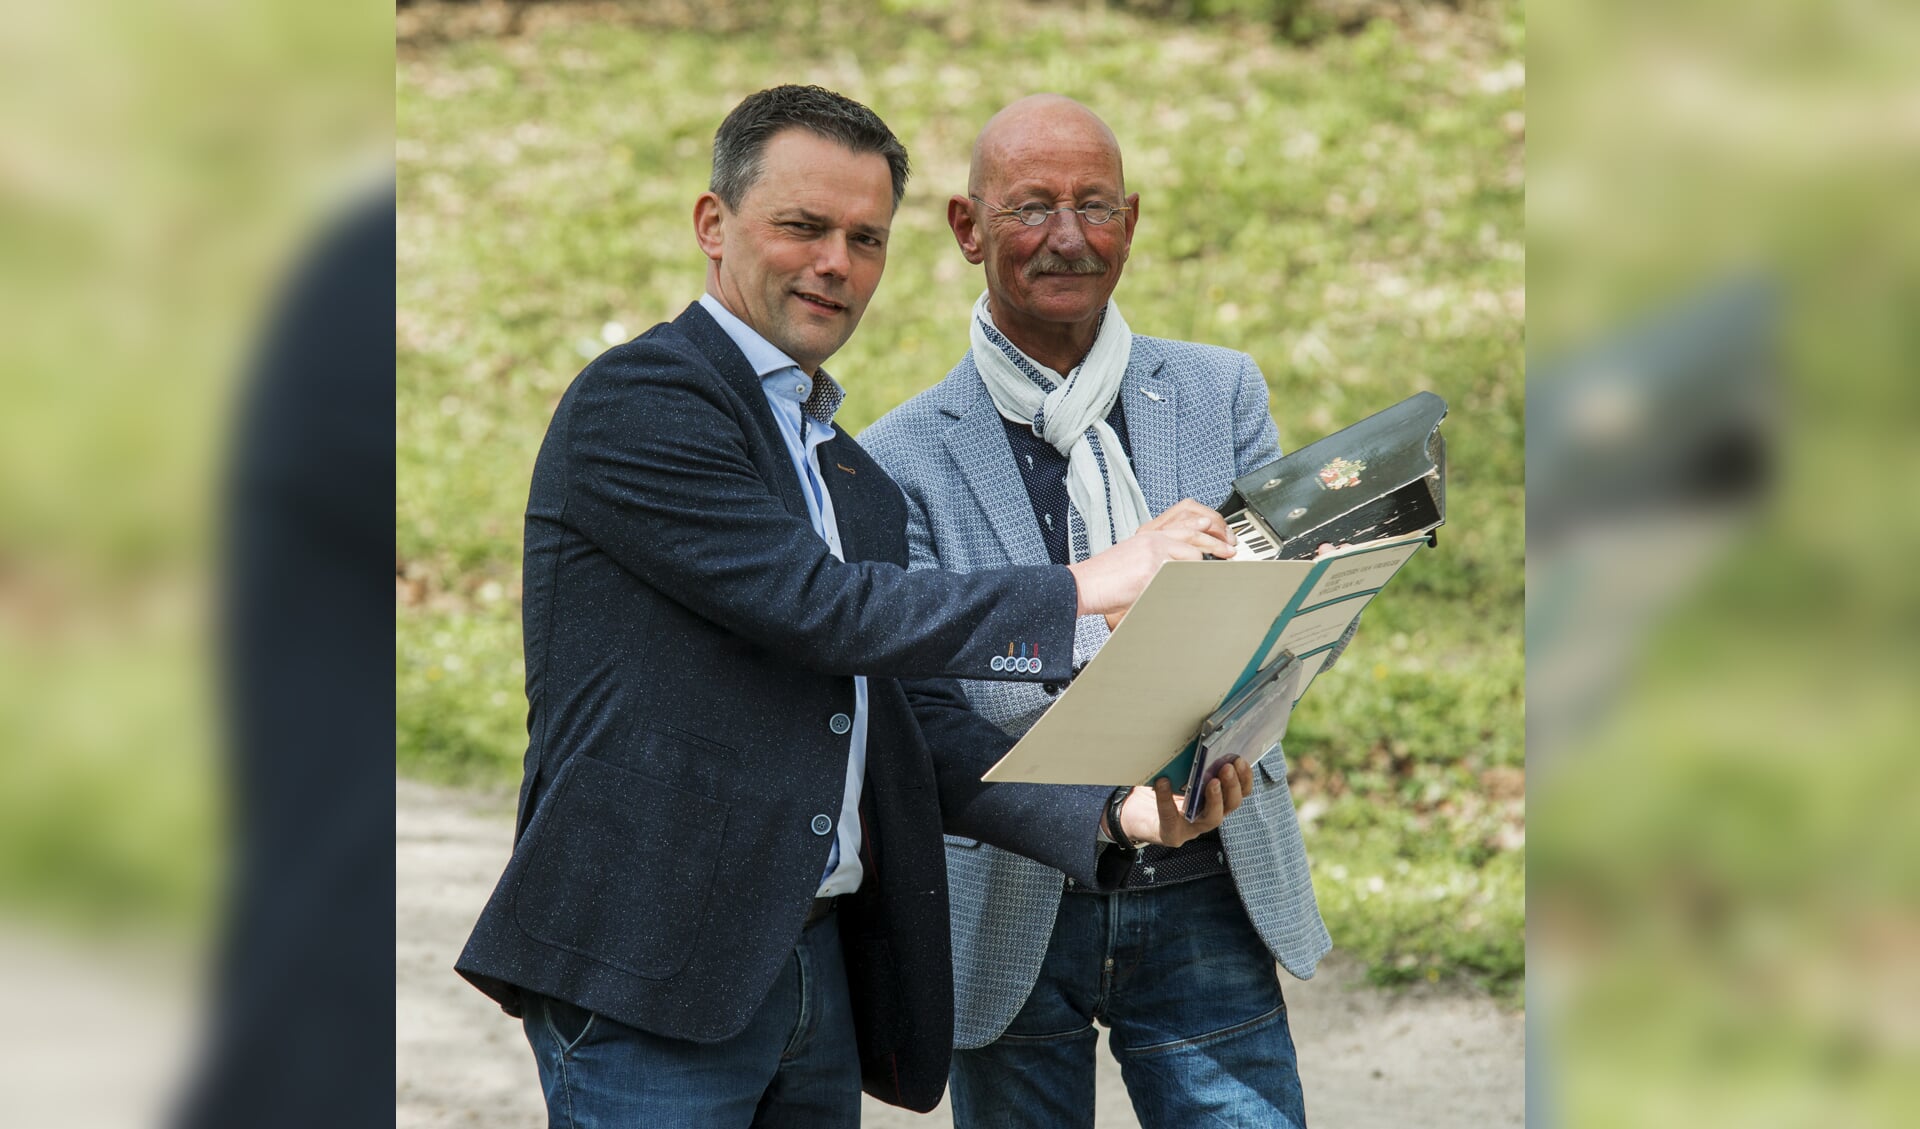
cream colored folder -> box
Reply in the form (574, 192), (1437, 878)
(981, 533), (1429, 787)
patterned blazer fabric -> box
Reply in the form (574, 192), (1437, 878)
(862, 336), (1334, 1049)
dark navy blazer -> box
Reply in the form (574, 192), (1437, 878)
(456, 303), (1117, 1111)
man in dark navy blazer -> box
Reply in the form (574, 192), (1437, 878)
(455, 86), (1251, 1126)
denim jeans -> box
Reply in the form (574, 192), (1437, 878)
(521, 911), (860, 1128)
(949, 873), (1307, 1129)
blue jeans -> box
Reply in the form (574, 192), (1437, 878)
(949, 873), (1306, 1129)
(521, 912), (860, 1128)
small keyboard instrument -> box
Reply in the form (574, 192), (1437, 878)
(1218, 391), (1448, 560)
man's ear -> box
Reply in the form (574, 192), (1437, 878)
(948, 195), (986, 265)
(693, 192), (727, 262)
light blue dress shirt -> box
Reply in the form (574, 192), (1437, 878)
(698, 293), (869, 898)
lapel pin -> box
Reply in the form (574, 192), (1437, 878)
(1140, 388), (1165, 402)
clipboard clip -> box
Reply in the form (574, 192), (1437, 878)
(1184, 651), (1305, 820)
(1198, 650), (1300, 741)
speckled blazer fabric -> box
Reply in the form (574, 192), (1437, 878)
(862, 337), (1334, 1048)
(455, 304), (1124, 1113)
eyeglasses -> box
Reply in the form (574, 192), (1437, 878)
(969, 194), (1132, 227)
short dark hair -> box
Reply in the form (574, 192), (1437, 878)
(710, 85), (911, 210)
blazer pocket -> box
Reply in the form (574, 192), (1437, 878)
(1255, 747), (1291, 787)
(514, 753), (728, 981)
(944, 834), (982, 849)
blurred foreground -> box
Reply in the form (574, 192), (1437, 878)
(0, 1), (392, 1125)
(1528, 0), (1920, 1124)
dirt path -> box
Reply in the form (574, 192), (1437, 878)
(397, 778), (1523, 1127)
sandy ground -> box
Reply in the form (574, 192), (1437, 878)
(0, 927), (198, 1129)
(398, 777), (1523, 1128)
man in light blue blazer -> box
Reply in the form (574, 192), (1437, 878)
(862, 96), (1335, 1128)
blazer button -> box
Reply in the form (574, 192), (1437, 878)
(811, 814), (833, 836)
(828, 713), (852, 735)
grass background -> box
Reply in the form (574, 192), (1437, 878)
(397, 0), (1525, 995)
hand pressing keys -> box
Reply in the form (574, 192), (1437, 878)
(1067, 500), (1237, 631)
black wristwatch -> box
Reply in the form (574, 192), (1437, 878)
(1104, 786), (1137, 852)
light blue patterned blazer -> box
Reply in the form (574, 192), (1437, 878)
(861, 336), (1333, 1049)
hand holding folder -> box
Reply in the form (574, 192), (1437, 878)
(1109, 756), (1257, 846)
(980, 532), (1429, 788)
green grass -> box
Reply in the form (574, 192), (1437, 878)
(0, 629), (219, 931)
(398, 0), (1524, 994)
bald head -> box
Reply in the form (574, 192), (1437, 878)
(949, 95), (1139, 374)
(968, 95), (1125, 199)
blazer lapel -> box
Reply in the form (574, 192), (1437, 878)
(672, 302), (814, 524)
(940, 361), (1050, 567)
(815, 430), (877, 563)
(1121, 353), (1182, 515)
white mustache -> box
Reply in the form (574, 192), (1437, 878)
(1025, 252), (1107, 278)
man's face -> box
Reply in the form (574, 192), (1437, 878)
(695, 129), (894, 375)
(951, 118), (1138, 342)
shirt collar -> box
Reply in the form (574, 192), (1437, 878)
(699, 293), (845, 425)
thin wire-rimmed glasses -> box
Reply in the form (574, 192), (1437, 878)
(968, 194), (1132, 226)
